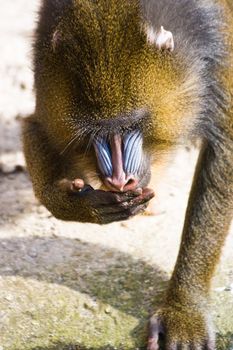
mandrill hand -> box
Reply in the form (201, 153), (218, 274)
(57, 178), (155, 224)
(148, 302), (215, 350)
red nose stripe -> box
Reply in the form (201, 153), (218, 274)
(104, 135), (138, 192)
(110, 134), (125, 182)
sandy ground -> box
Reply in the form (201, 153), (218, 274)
(0, 1), (233, 349)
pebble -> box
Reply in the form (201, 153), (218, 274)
(20, 82), (26, 90)
(4, 295), (13, 302)
(214, 287), (225, 292)
(225, 283), (233, 294)
(104, 307), (112, 314)
(0, 311), (6, 319)
(28, 248), (38, 258)
(84, 301), (98, 312)
(0, 163), (16, 174)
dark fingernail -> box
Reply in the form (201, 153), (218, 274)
(82, 184), (94, 192)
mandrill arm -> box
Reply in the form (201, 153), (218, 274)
(23, 116), (154, 224)
(148, 140), (233, 350)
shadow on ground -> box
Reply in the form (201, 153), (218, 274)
(1, 236), (232, 349)
(0, 236), (168, 317)
(0, 236), (168, 349)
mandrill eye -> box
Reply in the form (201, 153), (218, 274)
(123, 130), (143, 175)
(93, 136), (113, 177)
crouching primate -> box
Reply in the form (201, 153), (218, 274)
(23, 0), (233, 349)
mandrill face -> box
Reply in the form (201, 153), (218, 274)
(93, 130), (151, 192)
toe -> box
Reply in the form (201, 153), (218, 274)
(166, 342), (178, 350)
(148, 316), (164, 350)
(205, 337), (215, 350)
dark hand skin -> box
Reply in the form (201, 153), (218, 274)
(58, 178), (154, 224)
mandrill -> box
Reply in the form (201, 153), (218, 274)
(23, 0), (233, 349)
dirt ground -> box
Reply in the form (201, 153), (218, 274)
(0, 1), (232, 349)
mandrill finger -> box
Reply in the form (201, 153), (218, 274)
(189, 344), (202, 350)
(204, 337), (215, 350)
(128, 203), (148, 216)
(100, 210), (134, 224)
(98, 188), (144, 206)
(100, 193), (151, 217)
(105, 204), (148, 220)
(99, 190), (152, 213)
(102, 203), (148, 218)
(147, 339), (159, 350)
(166, 342), (178, 350)
(128, 188), (155, 206)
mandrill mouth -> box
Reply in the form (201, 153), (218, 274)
(93, 131), (143, 192)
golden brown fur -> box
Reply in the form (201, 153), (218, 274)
(23, 1), (233, 349)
